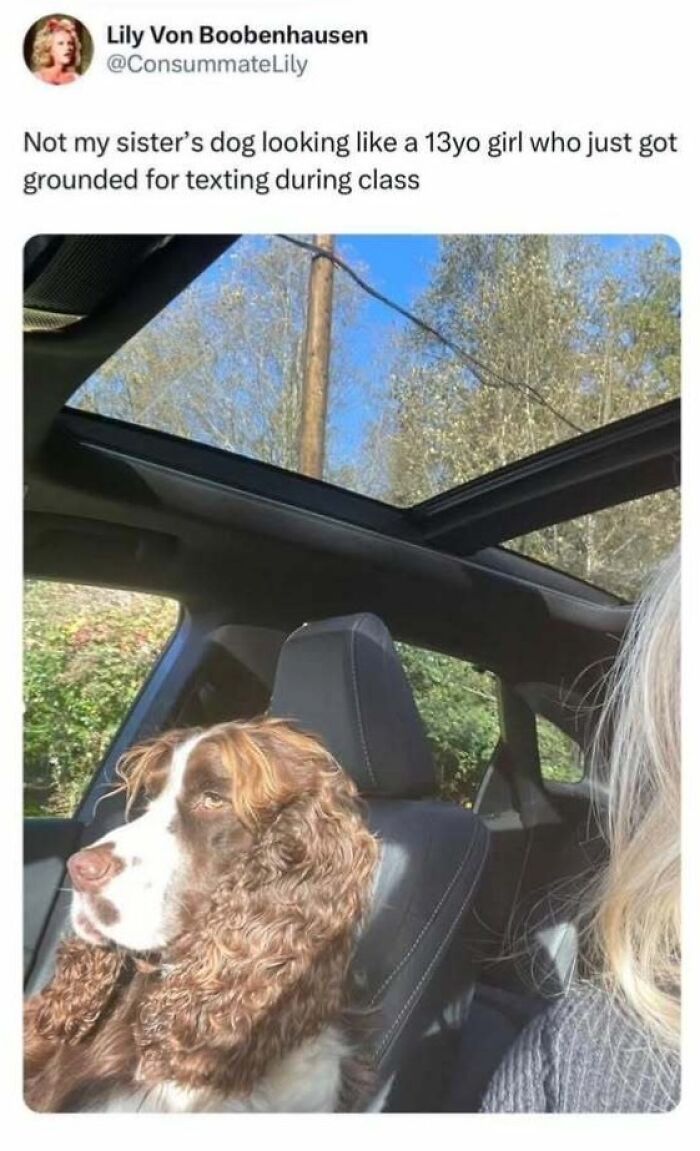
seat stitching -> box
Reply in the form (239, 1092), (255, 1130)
(372, 833), (489, 1059)
(350, 618), (378, 788)
(369, 827), (481, 1005)
(373, 842), (485, 1054)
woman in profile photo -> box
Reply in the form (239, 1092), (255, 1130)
(28, 16), (85, 85)
(481, 547), (680, 1112)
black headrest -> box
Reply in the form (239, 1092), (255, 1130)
(269, 613), (436, 799)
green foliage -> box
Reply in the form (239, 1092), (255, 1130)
(536, 716), (584, 784)
(397, 645), (585, 802)
(396, 644), (501, 805)
(24, 583), (178, 817)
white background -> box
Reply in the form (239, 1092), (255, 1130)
(2, 1), (697, 1146)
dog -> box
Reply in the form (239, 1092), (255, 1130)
(24, 717), (379, 1111)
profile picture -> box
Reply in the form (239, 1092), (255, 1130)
(24, 14), (93, 85)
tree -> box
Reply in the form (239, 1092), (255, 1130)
(375, 236), (680, 597)
(74, 236), (369, 482)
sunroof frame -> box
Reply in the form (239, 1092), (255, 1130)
(54, 398), (679, 569)
(413, 399), (680, 553)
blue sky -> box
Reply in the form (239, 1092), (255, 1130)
(338, 234), (438, 319)
(340, 235), (677, 470)
(199, 232), (677, 347)
(293, 233), (678, 365)
(335, 233), (677, 313)
(313, 234), (677, 465)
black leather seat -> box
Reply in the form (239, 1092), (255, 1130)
(269, 613), (490, 1111)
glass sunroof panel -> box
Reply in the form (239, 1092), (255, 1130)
(68, 233), (680, 510)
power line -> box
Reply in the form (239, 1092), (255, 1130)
(277, 233), (584, 436)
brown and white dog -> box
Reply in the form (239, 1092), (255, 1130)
(24, 718), (379, 1112)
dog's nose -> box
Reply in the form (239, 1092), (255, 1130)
(67, 845), (120, 893)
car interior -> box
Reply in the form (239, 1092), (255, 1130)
(23, 235), (681, 1111)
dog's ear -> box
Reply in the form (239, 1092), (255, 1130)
(135, 720), (378, 1097)
(24, 939), (137, 1111)
(25, 938), (127, 1050)
(115, 727), (197, 814)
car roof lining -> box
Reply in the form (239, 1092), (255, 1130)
(38, 397), (679, 588)
(25, 415), (629, 699)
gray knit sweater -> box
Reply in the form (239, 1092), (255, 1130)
(480, 986), (680, 1113)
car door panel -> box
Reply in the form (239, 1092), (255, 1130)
(24, 818), (83, 978)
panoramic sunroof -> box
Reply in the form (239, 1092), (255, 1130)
(68, 233), (680, 504)
(66, 233), (680, 593)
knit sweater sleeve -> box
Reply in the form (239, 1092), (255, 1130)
(478, 988), (680, 1113)
(479, 1008), (553, 1113)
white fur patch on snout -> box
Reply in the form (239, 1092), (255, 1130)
(71, 734), (203, 951)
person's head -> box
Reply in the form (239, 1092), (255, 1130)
(31, 17), (80, 72)
(588, 546), (680, 1048)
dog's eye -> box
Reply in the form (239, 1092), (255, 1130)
(201, 790), (227, 810)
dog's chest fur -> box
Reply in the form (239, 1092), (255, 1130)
(90, 1026), (350, 1112)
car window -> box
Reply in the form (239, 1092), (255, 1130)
(395, 643), (501, 806)
(24, 581), (179, 817)
(536, 715), (585, 784)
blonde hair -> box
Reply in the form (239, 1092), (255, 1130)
(31, 17), (81, 72)
(586, 546), (680, 1049)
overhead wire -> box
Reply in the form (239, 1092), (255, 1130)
(277, 233), (584, 436)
